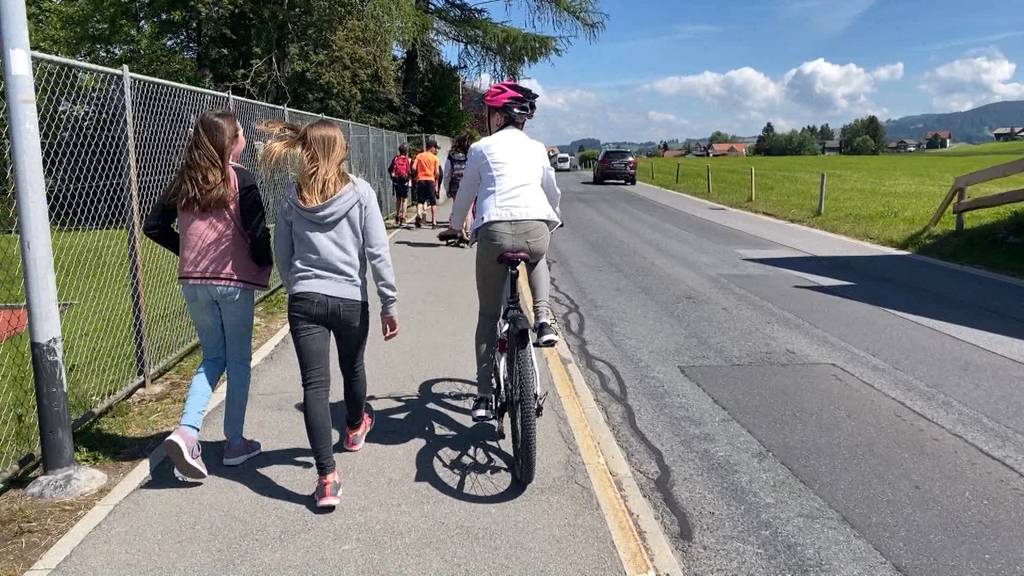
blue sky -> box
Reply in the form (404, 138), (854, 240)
(490, 0), (1024, 145)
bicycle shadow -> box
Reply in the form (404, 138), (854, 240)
(332, 377), (525, 504)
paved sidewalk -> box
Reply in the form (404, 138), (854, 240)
(50, 226), (622, 575)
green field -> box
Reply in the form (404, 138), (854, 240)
(0, 229), (194, 473)
(636, 141), (1024, 276)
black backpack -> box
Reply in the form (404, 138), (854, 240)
(447, 152), (468, 197)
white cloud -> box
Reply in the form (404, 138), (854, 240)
(783, 58), (894, 112)
(647, 111), (687, 126)
(922, 52), (1024, 111)
(872, 62), (904, 81)
(647, 67), (784, 109)
(647, 58), (901, 116)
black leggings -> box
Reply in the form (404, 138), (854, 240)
(288, 292), (369, 476)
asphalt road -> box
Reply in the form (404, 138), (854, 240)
(548, 173), (1024, 576)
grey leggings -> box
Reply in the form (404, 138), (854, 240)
(475, 220), (552, 395)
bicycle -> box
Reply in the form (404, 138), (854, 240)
(490, 249), (549, 486)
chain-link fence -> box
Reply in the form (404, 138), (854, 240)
(0, 52), (435, 478)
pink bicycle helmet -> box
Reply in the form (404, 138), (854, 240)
(482, 81), (538, 119)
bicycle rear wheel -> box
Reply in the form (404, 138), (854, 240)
(508, 339), (538, 485)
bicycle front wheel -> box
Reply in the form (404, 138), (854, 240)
(508, 341), (538, 485)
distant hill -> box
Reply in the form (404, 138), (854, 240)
(563, 138), (601, 152)
(885, 100), (1024, 144)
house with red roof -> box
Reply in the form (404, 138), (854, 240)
(707, 143), (746, 157)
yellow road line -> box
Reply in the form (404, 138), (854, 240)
(518, 273), (656, 576)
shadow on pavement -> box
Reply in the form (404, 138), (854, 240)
(144, 441), (322, 510)
(395, 240), (444, 249)
(747, 253), (1024, 339)
(141, 378), (523, 510)
(333, 378), (524, 504)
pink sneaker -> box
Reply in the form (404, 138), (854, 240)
(315, 471), (341, 508)
(163, 427), (207, 480)
(343, 412), (374, 452)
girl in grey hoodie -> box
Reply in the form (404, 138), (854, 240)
(261, 120), (399, 509)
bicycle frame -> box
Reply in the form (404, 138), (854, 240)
(492, 262), (540, 438)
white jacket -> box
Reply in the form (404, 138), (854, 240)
(449, 127), (562, 234)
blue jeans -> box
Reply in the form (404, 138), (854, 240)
(179, 284), (255, 443)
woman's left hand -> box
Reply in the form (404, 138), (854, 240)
(381, 314), (399, 341)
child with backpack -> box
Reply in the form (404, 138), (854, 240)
(389, 143), (412, 227)
(260, 119), (399, 509)
(143, 110), (273, 480)
(444, 133), (473, 238)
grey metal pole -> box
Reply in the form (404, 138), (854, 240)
(122, 65), (151, 389)
(1, 0), (106, 497)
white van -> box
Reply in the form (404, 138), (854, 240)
(555, 153), (572, 171)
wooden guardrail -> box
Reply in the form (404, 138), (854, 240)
(928, 157), (1024, 231)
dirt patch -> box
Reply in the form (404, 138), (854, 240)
(0, 290), (287, 576)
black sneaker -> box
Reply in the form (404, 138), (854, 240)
(536, 322), (559, 347)
(471, 396), (494, 422)
(415, 214), (422, 228)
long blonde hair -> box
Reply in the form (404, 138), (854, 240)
(169, 110), (238, 212)
(259, 120), (350, 207)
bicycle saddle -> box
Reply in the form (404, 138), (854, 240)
(497, 251), (531, 265)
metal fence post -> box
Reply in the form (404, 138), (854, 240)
(227, 91), (235, 111)
(675, 162), (680, 185)
(1, 0), (106, 497)
(283, 104), (290, 123)
(121, 65), (151, 389)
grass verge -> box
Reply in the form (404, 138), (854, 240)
(636, 142), (1024, 277)
(0, 289), (287, 576)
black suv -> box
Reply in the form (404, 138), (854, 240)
(593, 149), (637, 185)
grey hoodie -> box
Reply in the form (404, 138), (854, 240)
(275, 176), (397, 315)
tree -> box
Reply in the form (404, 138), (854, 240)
(28, 0), (411, 126)
(849, 135), (876, 155)
(27, 0), (607, 132)
(400, 0), (606, 130)
(927, 133), (944, 150)
(840, 115), (886, 155)
(577, 144), (585, 154)
(755, 122), (776, 155)
(708, 130), (739, 145)
(578, 149), (599, 165)
(818, 123), (835, 140)
(801, 125), (820, 141)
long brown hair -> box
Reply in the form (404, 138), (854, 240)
(168, 110), (239, 212)
(258, 120), (350, 207)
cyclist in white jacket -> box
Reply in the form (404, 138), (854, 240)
(441, 81), (562, 422)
